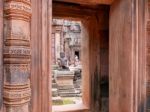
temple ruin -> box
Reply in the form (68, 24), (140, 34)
(51, 19), (82, 106)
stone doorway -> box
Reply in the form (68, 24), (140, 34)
(0, 0), (146, 112)
(52, 2), (109, 112)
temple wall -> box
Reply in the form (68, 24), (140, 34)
(146, 1), (150, 111)
(110, 0), (133, 111)
(52, 19), (81, 64)
(53, 3), (110, 111)
(0, 0), (3, 111)
(109, 0), (147, 112)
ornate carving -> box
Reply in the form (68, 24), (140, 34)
(4, 64), (30, 85)
(3, 0), (31, 111)
(4, 58), (30, 64)
(5, 0), (31, 6)
(4, 1), (31, 21)
(6, 104), (29, 112)
(4, 82), (29, 89)
(4, 47), (31, 57)
(4, 87), (31, 106)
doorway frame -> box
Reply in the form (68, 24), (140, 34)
(51, 5), (94, 112)
(31, 0), (52, 112)
(31, 0), (147, 112)
(0, 0), (3, 111)
(109, 0), (146, 112)
(0, 0), (144, 112)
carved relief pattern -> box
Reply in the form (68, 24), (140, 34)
(3, 0), (31, 111)
(4, 64), (30, 85)
(4, 0), (31, 21)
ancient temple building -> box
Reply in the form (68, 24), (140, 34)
(52, 19), (81, 64)
(51, 19), (83, 108)
(0, 0), (149, 112)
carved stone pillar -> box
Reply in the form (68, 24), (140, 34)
(55, 33), (61, 59)
(3, 0), (31, 112)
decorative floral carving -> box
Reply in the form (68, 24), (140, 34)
(4, 47), (31, 56)
(5, 0), (31, 6)
(4, 1), (31, 21)
(4, 87), (31, 103)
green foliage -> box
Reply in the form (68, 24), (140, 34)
(52, 98), (75, 105)
(63, 99), (75, 105)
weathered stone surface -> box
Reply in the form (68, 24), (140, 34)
(3, 0), (31, 111)
(54, 70), (77, 97)
(4, 64), (30, 84)
(55, 71), (74, 86)
(52, 19), (81, 63)
(5, 104), (29, 112)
